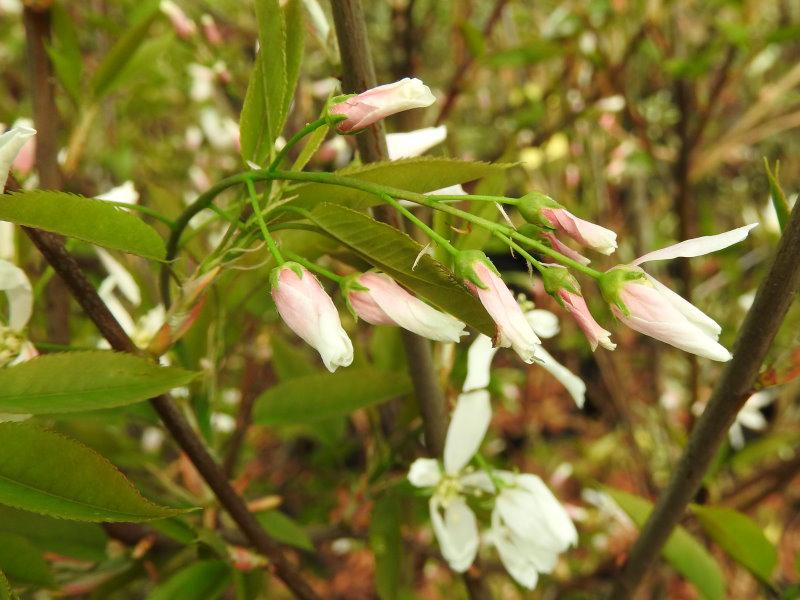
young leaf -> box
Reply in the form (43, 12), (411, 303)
(287, 158), (512, 211)
(90, 0), (163, 100)
(0, 191), (165, 260)
(307, 203), (495, 336)
(0, 533), (54, 587)
(257, 511), (314, 551)
(0, 423), (190, 522)
(0, 505), (107, 561)
(255, 0), (288, 151)
(148, 560), (231, 600)
(48, 3), (83, 103)
(283, 0), (305, 118)
(764, 159), (790, 231)
(692, 505), (777, 582)
(605, 488), (726, 600)
(370, 491), (403, 600)
(240, 53), (270, 165)
(0, 352), (197, 415)
(291, 123), (329, 172)
(253, 368), (412, 425)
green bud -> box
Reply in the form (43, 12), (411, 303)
(517, 192), (562, 227)
(454, 250), (498, 290)
(598, 266), (646, 316)
(540, 265), (580, 297)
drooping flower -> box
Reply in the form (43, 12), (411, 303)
(0, 125), (36, 193)
(456, 250), (541, 364)
(728, 390), (774, 449)
(408, 389), (494, 572)
(345, 271), (466, 342)
(487, 472), (578, 590)
(386, 125), (447, 160)
(270, 263), (353, 372)
(329, 78), (435, 133)
(518, 192), (617, 255)
(600, 224), (758, 361)
(0, 259), (35, 368)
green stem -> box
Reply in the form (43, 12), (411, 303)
(433, 194), (519, 205)
(282, 251), (343, 283)
(245, 178), (283, 265)
(493, 230), (546, 274)
(267, 117), (329, 173)
(381, 193), (460, 258)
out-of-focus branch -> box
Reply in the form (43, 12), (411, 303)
(5, 180), (319, 600)
(435, 0), (508, 125)
(610, 199), (800, 599)
(22, 4), (70, 345)
(330, 2), (489, 597)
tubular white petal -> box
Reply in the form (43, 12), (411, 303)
(430, 497), (480, 573)
(644, 274), (722, 339)
(386, 126), (447, 159)
(535, 346), (587, 408)
(489, 524), (539, 589)
(96, 249), (141, 306)
(525, 309), (560, 339)
(407, 458), (442, 488)
(462, 334), (498, 392)
(98, 278), (136, 336)
(95, 181), (140, 205)
(633, 224), (758, 265)
(0, 259), (32, 331)
(443, 389), (491, 475)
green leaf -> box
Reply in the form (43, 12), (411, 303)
(692, 505), (777, 582)
(287, 158), (512, 211)
(0, 423), (190, 522)
(0, 505), (107, 561)
(283, 0), (304, 118)
(257, 511), (314, 551)
(253, 368), (412, 425)
(0, 351), (196, 415)
(148, 560), (231, 600)
(0, 191), (165, 260)
(0, 570), (13, 600)
(764, 159), (790, 231)
(456, 170), (508, 251)
(240, 54), (269, 165)
(291, 123), (329, 172)
(306, 203), (495, 336)
(460, 21), (485, 58)
(0, 532), (53, 587)
(90, 0), (162, 99)
(370, 491), (403, 600)
(48, 3), (83, 102)
(256, 0), (288, 150)
(605, 488), (725, 600)
(146, 517), (198, 545)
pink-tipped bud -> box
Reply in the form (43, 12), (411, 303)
(541, 232), (591, 266)
(455, 251), (541, 364)
(271, 264), (353, 372)
(328, 78), (435, 134)
(200, 14), (223, 45)
(557, 289), (615, 351)
(346, 272), (466, 342)
(540, 207), (617, 255)
(161, 1), (197, 39)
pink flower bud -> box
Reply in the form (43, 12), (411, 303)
(329, 78), (435, 133)
(271, 264), (353, 372)
(347, 272), (466, 342)
(160, 1), (197, 39)
(200, 14), (223, 46)
(458, 253), (541, 364)
(540, 207), (617, 255)
(557, 289), (615, 351)
(541, 232), (591, 266)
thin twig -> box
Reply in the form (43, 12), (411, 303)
(610, 199), (800, 599)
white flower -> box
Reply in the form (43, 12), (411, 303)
(487, 472), (577, 590)
(408, 389), (494, 572)
(729, 390), (774, 449)
(386, 126), (447, 160)
(0, 125), (36, 193)
(0, 259), (36, 375)
(95, 181), (139, 205)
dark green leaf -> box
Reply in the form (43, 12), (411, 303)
(0, 351), (196, 415)
(0, 191), (165, 260)
(605, 488), (725, 600)
(287, 158), (512, 211)
(307, 203), (495, 336)
(0, 505), (106, 561)
(370, 491), (403, 600)
(0, 533), (53, 587)
(90, 0), (162, 99)
(253, 368), (411, 425)
(764, 159), (790, 231)
(692, 505), (777, 582)
(148, 560), (231, 600)
(257, 511), (314, 551)
(0, 423), (190, 522)
(148, 517), (198, 545)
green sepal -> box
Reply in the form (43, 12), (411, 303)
(540, 264), (581, 298)
(269, 261), (304, 288)
(340, 273), (370, 319)
(454, 250), (498, 290)
(598, 266), (647, 316)
(517, 192), (562, 227)
(323, 95), (355, 129)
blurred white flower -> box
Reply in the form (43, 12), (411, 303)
(729, 390), (774, 450)
(188, 63), (216, 102)
(96, 181), (139, 205)
(0, 259), (36, 369)
(386, 125), (447, 160)
(201, 108), (239, 150)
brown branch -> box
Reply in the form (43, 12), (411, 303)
(23, 4), (70, 345)
(330, 2), (489, 597)
(5, 181), (319, 600)
(434, 0), (508, 125)
(610, 198), (800, 599)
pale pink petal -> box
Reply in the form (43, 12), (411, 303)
(633, 224), (758, 265)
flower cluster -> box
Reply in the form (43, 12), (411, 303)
(408, 335), (578, 589)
